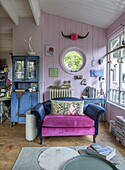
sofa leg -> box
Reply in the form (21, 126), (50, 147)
(93, 135), (96, 143)
(39, 136), (42, 145)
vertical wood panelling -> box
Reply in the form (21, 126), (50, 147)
(59, 16), (65, 82)
(64, 18), (72, 86)
(81, 23), (88, 50)
(43, 12), (107, 101)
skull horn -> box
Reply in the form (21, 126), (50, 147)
(61, 31), (71, 38)
(78, 32), (89, 39)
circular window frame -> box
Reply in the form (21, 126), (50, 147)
(60, 46), (86, 75)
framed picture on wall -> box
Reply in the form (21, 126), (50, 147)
(46, 45), (55, 56)
(49, 68), (58, 77)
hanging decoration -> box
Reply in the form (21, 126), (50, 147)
(117, 58), (121, 63)
(98, 59), (103, 64)
(61, 31), (89, 41)
(107, 61), (112, 64)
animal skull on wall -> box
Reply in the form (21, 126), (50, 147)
(61, 31), (89, 41)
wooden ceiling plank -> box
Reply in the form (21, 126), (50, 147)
(0, 0), (19, 25)
(28, 0), (40, 26)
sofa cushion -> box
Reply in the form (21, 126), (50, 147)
(50, 100), (84, 115)
(42, 115), (94, 128)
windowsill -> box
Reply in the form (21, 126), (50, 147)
(107, 101), (125, 110)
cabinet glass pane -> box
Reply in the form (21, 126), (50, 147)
(27, 60), (36, 79)
(15, 61), (24, 79)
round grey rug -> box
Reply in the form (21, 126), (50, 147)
(38, 147), (79, 170)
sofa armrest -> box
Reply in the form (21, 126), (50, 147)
(31, 103), (45, 136)
(85, 103), (105, 136)
(85, 103), (105, 120)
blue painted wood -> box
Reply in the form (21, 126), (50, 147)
(31, 92), (39, 108)
(11, 92), (39, 124)
(11, 56), (39, 125)
(19, 92), (32, 115)
(11, 92), (19, 123)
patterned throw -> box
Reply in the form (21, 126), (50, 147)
(50, 100), (84, 115)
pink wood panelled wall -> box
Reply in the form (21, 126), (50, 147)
(106, 12), (125, 122)
(43, 13), (107, 101)
(106, 102), (125, 122)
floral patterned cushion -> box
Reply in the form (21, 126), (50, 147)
(50, 100), (84, 115)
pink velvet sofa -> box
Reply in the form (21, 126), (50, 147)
(31, 97), (105, 144)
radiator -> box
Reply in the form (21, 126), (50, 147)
(50, 88), (72, 99)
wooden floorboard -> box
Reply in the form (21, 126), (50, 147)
(0, 119), (125, 169)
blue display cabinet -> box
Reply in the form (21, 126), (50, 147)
(11, 56), (39, 127)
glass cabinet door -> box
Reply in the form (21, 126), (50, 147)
(27, 60), (36, 80)
(14, 60), (24, 80)
(13, 56), (39, 82)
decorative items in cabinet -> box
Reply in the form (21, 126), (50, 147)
(0, 68), (10, 97)
(11, 56), (39, 126)
(0, 73), (6, 97)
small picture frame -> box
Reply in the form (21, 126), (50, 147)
(49, 68), (58, 77)
(46, 45), (55, 56)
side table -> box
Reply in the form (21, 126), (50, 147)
(0, 97), (11, 123)
(25, 110), (38, 141)
(83, 97), (106, 122)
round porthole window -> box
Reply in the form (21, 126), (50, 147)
(60, 46), (86, 74)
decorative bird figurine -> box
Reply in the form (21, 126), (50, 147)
(24, 36), (36, 55)
(24, 36), (34, 52)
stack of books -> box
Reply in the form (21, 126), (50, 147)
(109, 116), (125, 147)
(109, 120), (116, 135)
(115, 116), (125, 146)
(78, 143), (116, 161)
(86, 86), (96, 98)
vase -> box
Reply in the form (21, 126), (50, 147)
(6, 91), (10, 98)
(28, 51), (36, 56)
